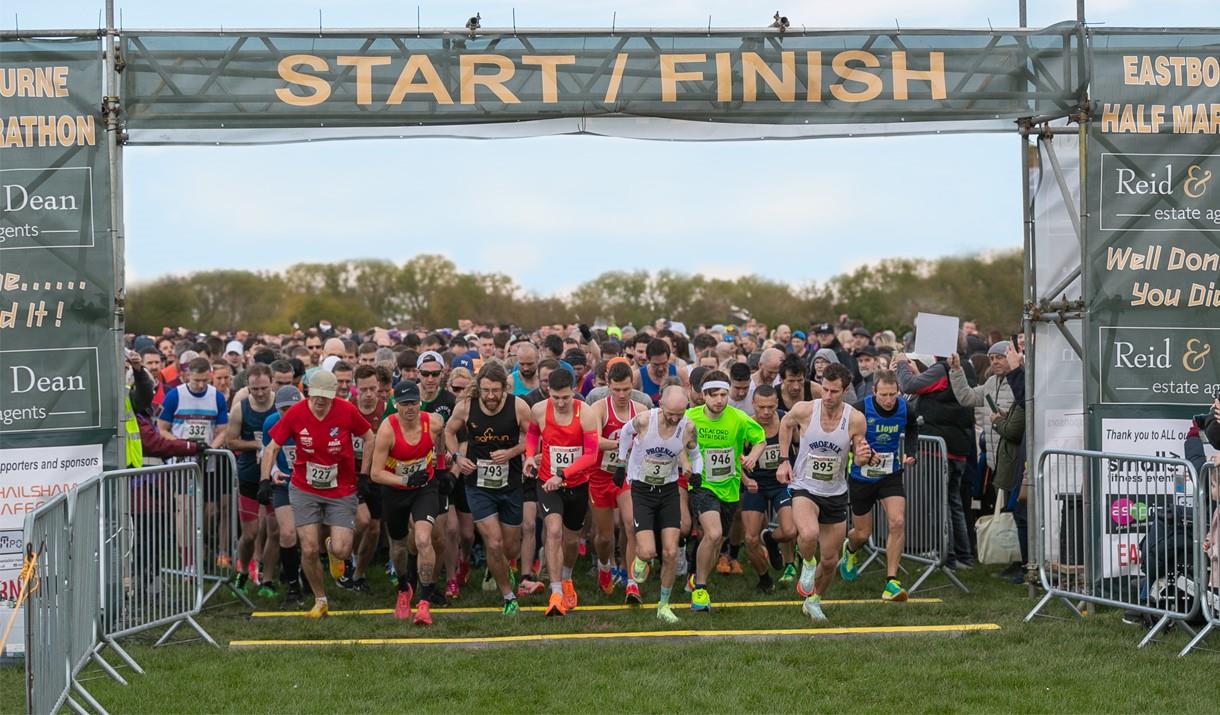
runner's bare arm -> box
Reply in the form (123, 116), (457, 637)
(224, 402), (245, 449)
(358, 429), (376, 475)
(369, 419), (397, 487)
(850, 409), (873, 464)
(260, 438), (281, 482)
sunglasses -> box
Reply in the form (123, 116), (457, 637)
(419, 370), (442, 378)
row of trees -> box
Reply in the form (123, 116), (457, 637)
(127, 250), (1023, 336)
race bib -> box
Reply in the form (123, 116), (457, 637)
(476, 459), (508, 489)
(282, 445), (297, 466)
(705, 448), (736, 482)
(305, 461), (338, 490)
(802, 455), (839, 481)
(640, 456), (676, 486)
(184, 419), (210, 441)
(863, 452), (896, 478)
(759, 444), (781, 471)
(352, 436), (365, 458)
(550, 445), (581, 474)
(393, 456), (430, 488)
(600, 449), (626, 472)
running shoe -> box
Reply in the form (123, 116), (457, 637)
(762, 529), (784, 571)
(657, 606), (679, 624)
(215, 554), (232, 570)
(481, 569), (497, 592)
(778, 563), (797, 584)
(283, 582), (305, 608)
(248, 559), (260, 584)
(257, 581), (279, 599)
(690, 588), (711, 612)
(631, 556), (651, 584)
(729, 558), (743, 575)
(684, 573), (696, 593)
(234, 573), (250, 595)
(325, 538), (345, 581)
(413, 600), (433, 626)
(394, 589), (413, 620)
(445, 579), (460, 601)
(336, 574), (355, 591)
(561, 579), (578, 611)
(577, 540), (587, 558)
(796, 558), (817, 597)
(838, 542), (859, 582)
(502, 598), (520, 616)
(882, 578), (908, 602)
(802, 594), (827, 622)
(456, 558), (470, 585)
(756, 574), (775, 594)
(675, 548), (689, 577)
(545, 592), (567, 617)
(715, 554), (731, 574)
(349, 578), (371, 594)
(624, 582), (642, 605)
(307, 600), (329, 619)
(517, 576), (546, 597)
(597, 568), (614, 595)
(612, 567), (627, 587)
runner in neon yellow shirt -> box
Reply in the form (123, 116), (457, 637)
(684, 370), (765, 613)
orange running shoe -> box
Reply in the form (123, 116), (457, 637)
(413, 600), (432, 626)
(729, 559), (743, 575)
(597, 568), (614, 595)
(561, 579), (578, 611)
(545, 591), (567, 616)
(715, 554), (731, 574)
(394, 586), (414, 620)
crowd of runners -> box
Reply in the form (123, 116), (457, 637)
(126, 317), (1027, 625)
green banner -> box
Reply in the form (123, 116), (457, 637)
(119, 25), (1083, 133)
(1086, 30), (1220, 418)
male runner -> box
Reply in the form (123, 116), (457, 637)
(345, 364), (386, 592)
(259, 370), (374, 618)
(370, 380), (448, 625)
(776, 363), (871, 622)
(224, 364), (277, 596)
(440, 367), (476, 600)
(684, 370), (765, 612)
(589, 361), (651, 601)
(839, 370), (918, 601)
(445, 362), (532, 616)
(524, 369), (601, 616)
(740, 385), (796, 593)
(636, 339), (680, 405)
(261, 386), (305, 607)
(617, 385), (702, 624)
(415, 351), (463, 598)
(510, 343), (541, 396)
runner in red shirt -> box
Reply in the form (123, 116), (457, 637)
(524, 368), (600, 616)
(589, 360), (650, 602)
(370, 380), (447, 625)
(261, 370), (373, 618)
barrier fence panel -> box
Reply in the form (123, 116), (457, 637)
(1180, 462), (1220, 657)
(857, 436), (968, 594)
(65, 477), (118, 714)
(199, 449), (253, 609)
(22, 493), (72, 715)
(98, 462), (217, 674)
(1025, 449), (1203, 649)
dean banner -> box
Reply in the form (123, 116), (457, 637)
(1086, 30), (1220, 420)
(0, 38), (117, 657)
(119, 25), (1084, 139)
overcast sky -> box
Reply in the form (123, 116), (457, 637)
(10, 1), (1218, 295)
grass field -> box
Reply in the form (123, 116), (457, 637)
(3, 557), (1219, 713)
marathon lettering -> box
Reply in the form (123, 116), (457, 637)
(0, 66), (96, 150)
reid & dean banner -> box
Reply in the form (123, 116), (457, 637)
(0, 38), (117, 651)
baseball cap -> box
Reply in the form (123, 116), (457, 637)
(133, 335), (155, 352)
(393, 379), (421, 402)
(307, 370), (338, 400)
(416, 350), (445, 368)
(988, 340), (1012, 356)
(813, 322), (835, 334)
(852, 327), (871, 338)
(224, 340), (244, 356)
(274, 385), (302, 409)
(857, 346), (878, 358)
(451, 354), (474, 371)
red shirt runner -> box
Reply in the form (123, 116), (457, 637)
(269, 399), (370, 498)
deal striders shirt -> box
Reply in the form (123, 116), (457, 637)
(269, 399), (371, 499)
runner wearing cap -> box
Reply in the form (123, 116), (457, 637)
(344, 364), (387, 593)
(261, 370), (374, 618)
(524, 368), (602, 616)
(370, 380), (448, 624)
(683, 370), (766, 612)
(617, 385), (702, 624)
(259, 385), (306, 607)
(776, 363), (872, 622)
(588, 360), (651, 601)
(223, 340), (245, 374)
(445, 361), (531, 616)
(225, 364), (277, 597)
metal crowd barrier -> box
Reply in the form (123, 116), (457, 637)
(856, 435), (968, 594)
(198, 449), (253, 609)
(1025, 449), (1203, 649)
(22, 462), (218, 715)
(1181, 461), (1220, 657)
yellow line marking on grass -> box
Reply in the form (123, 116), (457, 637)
(230, 623), (1000, 648)
(251, 597), (943, 618)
